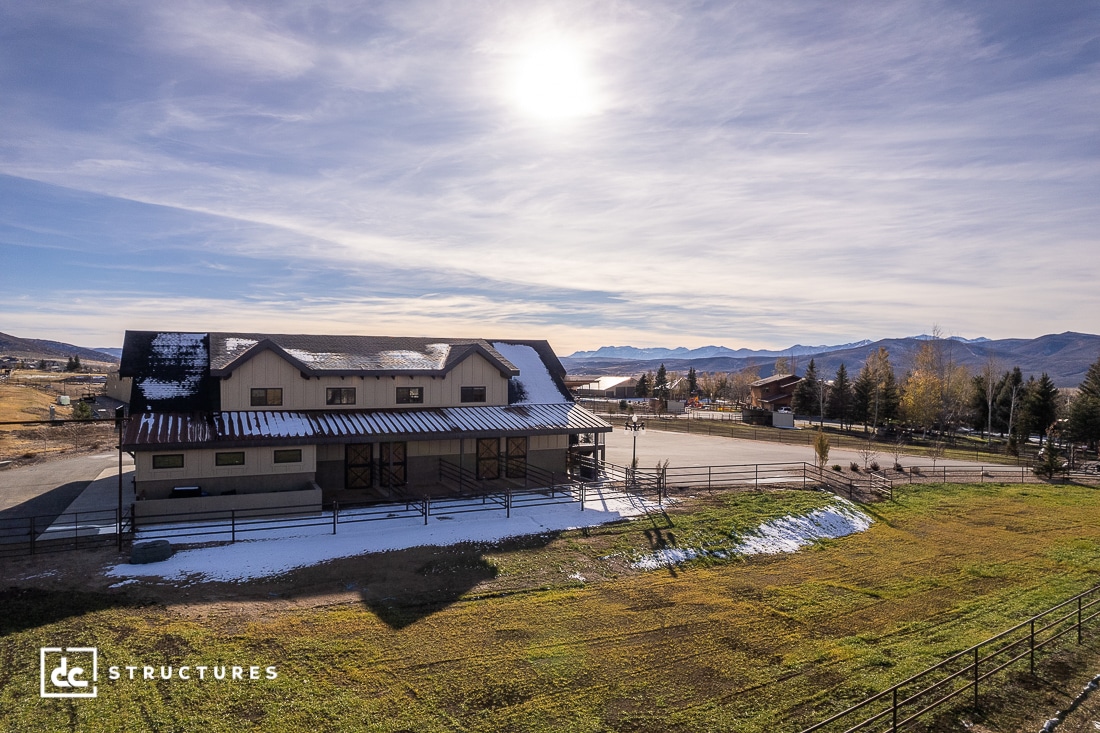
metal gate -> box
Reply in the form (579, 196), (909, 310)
(379, 441), (407, 487)
(346, 443), (373, 489)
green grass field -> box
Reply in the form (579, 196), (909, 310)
(3, 481), (1100, 732)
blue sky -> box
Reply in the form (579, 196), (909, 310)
(2, 1), (1097, 353)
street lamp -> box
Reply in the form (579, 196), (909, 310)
(624, 413), (645, 467)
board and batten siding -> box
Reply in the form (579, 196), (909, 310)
(219, 349), (510, 410)
(136, 444), (318, 480)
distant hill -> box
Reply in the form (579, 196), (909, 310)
(566, 340), (874, 361)
(0, 331), (121, 365)
(561, 332), (1100, 388)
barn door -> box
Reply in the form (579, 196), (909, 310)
(346, 444), (373, 489)
(379, 441), (407, 487)
(477, 438), (500, 480)
(506, 436), (528, 479)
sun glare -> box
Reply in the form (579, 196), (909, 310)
(509, 38), (598, 121)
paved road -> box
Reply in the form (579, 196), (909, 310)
(0, 453), (131, 519)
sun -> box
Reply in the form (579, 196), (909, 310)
(509, 38), (599, 121)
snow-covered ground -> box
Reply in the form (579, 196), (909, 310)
(631, 499), (872, 570)
(104, 489), (874, 584)
(105, 489), (659, 584)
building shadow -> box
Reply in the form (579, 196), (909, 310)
(350, 533), (562, 629)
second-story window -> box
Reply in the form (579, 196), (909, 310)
(326, 387), (356, 405)
(461, 386), (486, 403)
(396, 387), (423, 404)
(251, 388), (283, 407)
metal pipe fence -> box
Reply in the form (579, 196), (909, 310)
(799, 584), (1100, 733)
(4, 460), (1096, 557)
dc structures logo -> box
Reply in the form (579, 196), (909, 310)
(40, 647), (98, 698)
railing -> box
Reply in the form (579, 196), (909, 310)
(5, 460), (1094, 557)
(0, 508), (128, 557)
(800, 584), (1100, 732)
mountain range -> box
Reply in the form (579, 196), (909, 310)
(562, 332), (1100, 388)
(0, 331), (121, 364)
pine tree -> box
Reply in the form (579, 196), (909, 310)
(635, 373), (650, 398)
(1081, 355), (1100, 400)
(827, 363), (853, 428)
(792, 359), (818, 416)
(687, 367), (698, 396)
(852, 348), (897, 431)
(1021, 373), (1059, 445)
(654, 364), (670, 399)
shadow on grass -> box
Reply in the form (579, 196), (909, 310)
(353, 533), (563, 629)
(0, 586), (144, 635)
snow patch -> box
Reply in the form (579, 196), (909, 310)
(104, 489), (659, 584)
(631, 500), (872, 570)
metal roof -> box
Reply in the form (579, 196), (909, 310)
(124, 404), (611, 450)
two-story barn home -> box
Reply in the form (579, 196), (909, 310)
(120, 332), (611, 503)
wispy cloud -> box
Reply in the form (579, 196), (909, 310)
(1, 0), (1097, 352)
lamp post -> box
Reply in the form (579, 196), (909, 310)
(624, 413), (645, 468)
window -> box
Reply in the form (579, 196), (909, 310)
(461, 386), (486, 403)
(326, 387), (356, 405)
(152, 454), (184, 469)
(215, 451), (245, 466)
(251, 387), (283, 406)
(273, 449), (302, 464)
(396, 387), (423, 404)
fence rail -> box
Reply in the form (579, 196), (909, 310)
(3, 459), (1097, 558)
(800, 584), (1100, 733)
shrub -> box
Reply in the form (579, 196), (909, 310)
(832, 464), (842, 472)
(912, 466), (922, 475)
(894, 463), (904, 472)
(850, 461), (860, 472)
(870, 461), (880, 472)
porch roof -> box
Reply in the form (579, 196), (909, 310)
(124, 403), (612, 450)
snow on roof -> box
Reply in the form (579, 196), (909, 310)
(491, 342), (569, 404)
(105, 488), (659, 583)
(134, 332), (208, 401)
(631, 499), (871, 570)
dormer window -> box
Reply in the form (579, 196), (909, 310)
(396, 387), (423, 404)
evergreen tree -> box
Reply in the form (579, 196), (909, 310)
(969, 373), (991, 435)
(687, 367), (698, 396)
(852, 347), (897, 431)
(1081, 355), (1100, 400)
(654, 364), (670, 399)
(792, 359), (819, 416)
(635, 373), (650, 398)
(1067, 393), (1100, 450)
(827, 363), (853, 428)
(1020, 373), (1059, 445)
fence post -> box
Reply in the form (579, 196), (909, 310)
(506, 489), (511, 518)
(423, 497), (429, 525)
(116, 507), (122, 551)
(332, 501), (339, 535)
(973, 646), (980, 710)
(1030, 619), (1035, 674)
(708, 465), (712, 492)
(231, 509), (236, 544)
(74, 511), (79, 550)
(755, 464), (759, 489)
(580, 483), (586, 511)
